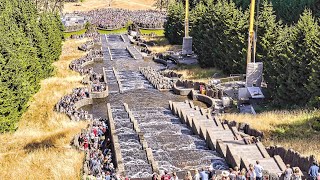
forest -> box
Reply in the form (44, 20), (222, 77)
(165, 0), (320, 108)
(0, 0), (64, 132)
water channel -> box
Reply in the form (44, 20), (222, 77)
(81, 34), (228, 178)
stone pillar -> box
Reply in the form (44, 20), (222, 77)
(182, 0), (193, 55)
(182, 37), (193, 55)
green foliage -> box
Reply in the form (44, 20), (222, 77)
(191, 0), (248, 74)
(232, 0), (320, 24)
(164, 1), (185, 44)
(0, 0), (63, 132)
(165, 0), (320, 108)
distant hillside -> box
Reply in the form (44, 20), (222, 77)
(63, 0), (157, 13)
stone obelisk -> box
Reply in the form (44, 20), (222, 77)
(182, 0), (193, 55)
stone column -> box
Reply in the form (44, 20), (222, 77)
(182, 0), (193, 55)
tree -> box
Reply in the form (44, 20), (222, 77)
(0, 0), (63, 132)
(164, 1), (185, 44)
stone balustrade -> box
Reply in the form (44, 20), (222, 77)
(140, 67), (175, 91)
(169, 100), (287, 179)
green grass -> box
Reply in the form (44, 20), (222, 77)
(64, 29), (87, 39)
(140, 29), (165, 36)
(98, 27), (128, 35)
(175, 64), (224, 79)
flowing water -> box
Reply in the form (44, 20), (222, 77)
(80, 34), (229, 178)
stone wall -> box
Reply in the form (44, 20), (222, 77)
(223, 120), (264, 138)
(266, 146), (317, 172)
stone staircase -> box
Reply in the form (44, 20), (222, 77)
(127, 46), (143, 60)
(169, 100), (286, 178)
(108, 103), (153, 178)
(121, 34), (130, 43)
(101, 34), (111, 61)
(104, 68), (120, 93)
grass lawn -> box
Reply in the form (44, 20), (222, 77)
(222, 109), (320, 161)
(98, 27), (128, 35)
(140, 29), (165, 36)
(64, 29), (87, 39)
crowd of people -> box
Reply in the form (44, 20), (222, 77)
(68, 9), (166, 30)
(74, 118), (117, 179)
(89, 72), (107, 93)
(56, 87), (91, 121)
(149, 161), (313, 180)
(69, 50), (103, 74)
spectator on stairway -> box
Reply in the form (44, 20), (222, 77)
(237, 169), (246, 180)
(292, 168), (302, 180)
(221, 171), (230, 180)
(283, 164), (293, 180)
(309, 161), (319, 180)
(200, 167), (209, 180)
(193, 169), (200, 180)
(229, 167), (237, 180)
(152, 173), (159, 180)
(161, 170), (171, 180)
(184, 171), (193, 180)
(247, 164), (256, 180)
(254, 161), (263, 180)
(170, 172), (178, 180)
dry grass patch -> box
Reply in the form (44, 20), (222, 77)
(64, 0), (156, 13)
(0, 39), (89, 179)
(222, 110), (320, 161)
(143, 36), (182, 54)
(173, 64), (223, 83)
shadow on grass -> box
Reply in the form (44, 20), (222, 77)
(23, 131), (67, 153)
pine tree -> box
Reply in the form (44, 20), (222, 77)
(164, 1), (185, 44)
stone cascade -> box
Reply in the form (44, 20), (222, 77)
(130, 105), (229, 177)
(107, 34), (125, 43)
(140, 67), (176, 91)
(126, 46), (143, 60)
(104, 67), (120, 93)
(108, 103), (153, 178)
(117, 70), (153, 92)
(121, 34), (130, 43)
(110, 48), (134, 60)
(101, 35), (112, 61)
(169, 100), (287, 179)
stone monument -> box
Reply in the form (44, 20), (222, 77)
(182, 0), (193, 55)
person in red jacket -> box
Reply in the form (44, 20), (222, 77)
(161, 170), (171, 180)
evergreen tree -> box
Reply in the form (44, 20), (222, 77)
(164, 1), (185, 44)
(0, 0), (63, 132)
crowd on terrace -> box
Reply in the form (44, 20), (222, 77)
(65, 9), (166, 30)
(75, 118), (117, 180)
(56, 87), (91, 121)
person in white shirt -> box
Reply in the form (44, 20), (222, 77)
(170, 172), (179, 180)
(254, 161), (264, 180)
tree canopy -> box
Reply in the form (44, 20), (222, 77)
(165, 0), (320, 108)
(0, 0), (63, 132)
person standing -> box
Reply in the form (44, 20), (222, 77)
(292, 168), (302, 180)
(170, 172), (179, 180)
(193, 169), (200, 180)
(200, 168), (209, 180)
(283, 164), (293, 180)
(161, 170), (171, 180)
(309, 162), (319, 180)
(184, 171), (193, 180)
(254, 161), (263, 180)
(247, 164), (256, 180)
